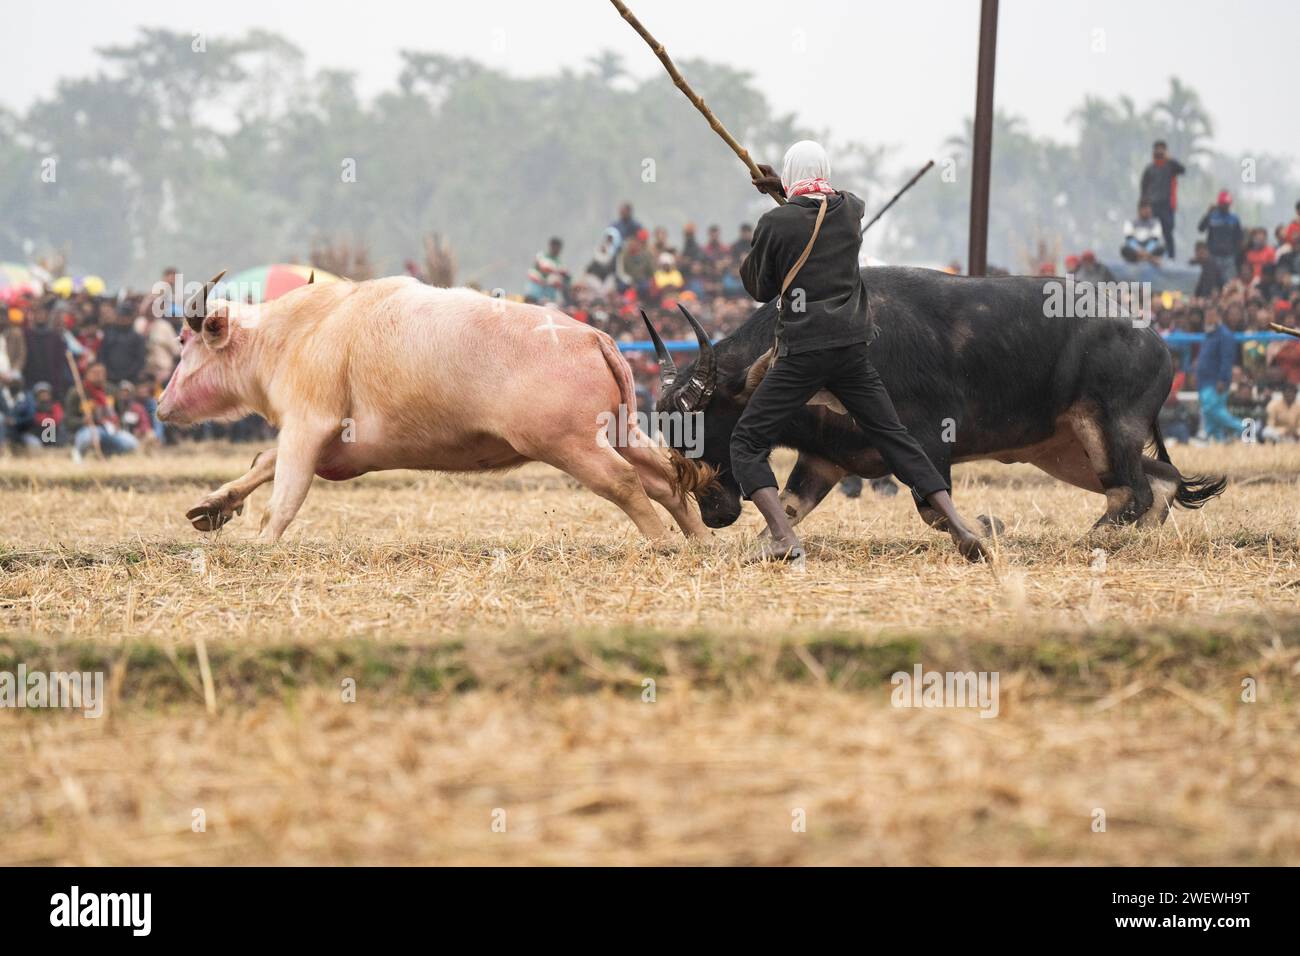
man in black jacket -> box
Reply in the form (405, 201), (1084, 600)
(99, 304), (146, 384)
(731, 141), (987, 562)
(1140, 140), (1186, 258)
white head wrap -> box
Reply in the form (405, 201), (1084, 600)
(780, 140), (831, 194)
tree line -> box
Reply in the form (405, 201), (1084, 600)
(0, 28), (1293, 290)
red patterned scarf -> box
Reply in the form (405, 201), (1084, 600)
(787, 177), (835, 199)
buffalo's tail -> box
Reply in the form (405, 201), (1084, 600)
(1149, 421), (1173, 464)
(595, 330), (638, 416)
(1174, 473), (1228, 509)
(1149, 423), (1227, 509)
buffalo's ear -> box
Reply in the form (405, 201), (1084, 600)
(201, 305), (232, 349)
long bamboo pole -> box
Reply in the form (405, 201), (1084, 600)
(861, 160), (934, 236)
(609, 0), (785, 206)
(65, 350), (104, 459)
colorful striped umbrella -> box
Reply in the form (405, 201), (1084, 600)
(216, 264), (341, 304)
(0, 262), (42, 301)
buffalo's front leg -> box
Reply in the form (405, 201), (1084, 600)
(187, 448), (278, 531)
(257, 423), (335, 543)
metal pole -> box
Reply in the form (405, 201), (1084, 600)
(967, 0), (999, 276)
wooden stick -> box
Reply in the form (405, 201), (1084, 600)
(610, 0), (784, 205)
(861, 160), (935, 236)
(65, 350), (104, 459)
(1269, 322), (1300, 339)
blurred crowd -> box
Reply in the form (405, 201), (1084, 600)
(0, 267), (272, 459)
(520, 147), (1300, 446)
(521, 202), (763, 402)
(1078, 139), (1300, 443)
(5, 168), (1300, 460)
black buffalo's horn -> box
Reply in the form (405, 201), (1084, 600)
(307, 269), (315, 284)
(640, 310), (678, 387)
(184, 270), (226, 332)
(676, 304), (717, 411)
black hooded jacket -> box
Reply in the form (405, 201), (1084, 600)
(739, 191), (873, 356)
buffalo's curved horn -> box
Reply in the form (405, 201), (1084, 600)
(678, 304), (717, 410)
(184, 270), (226, 332)
(307, 269), (315, 284)
(640, 310), (678, 387)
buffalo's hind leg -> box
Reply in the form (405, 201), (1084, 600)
(542, 441), (672, 544)
(1138, 457), (1181, 527)
(1068, 406), (1155, 531)
(187, 448), (278, 531)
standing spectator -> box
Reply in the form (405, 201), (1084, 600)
(1120, 200), (1166, 263)
(610, 203), (642, 243)
(524, 237), (568, 305)
(1198, 191), (1243, 282)
(1140, 140), (1186, 258)
(1195, 306), (1242, 441)
(99, 304), (147, 383)
(22, 303), (70, 399)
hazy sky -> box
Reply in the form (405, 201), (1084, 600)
(7, 0), (1298, 166)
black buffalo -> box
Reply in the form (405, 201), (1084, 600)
(645, 266), (1225, 537)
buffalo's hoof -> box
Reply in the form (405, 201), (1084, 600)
(976, 514), (1005, 537)
(186, 499), (244, 532)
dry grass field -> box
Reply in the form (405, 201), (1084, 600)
(1, 443), (1298, 865)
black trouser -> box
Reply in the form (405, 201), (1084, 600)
(1151, 200), (1176, 258)
(730, 342), (949, 501)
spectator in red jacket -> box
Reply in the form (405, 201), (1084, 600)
(1244, 227), (1276, 281)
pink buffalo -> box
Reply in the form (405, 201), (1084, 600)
(158, 273), (713, 543)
